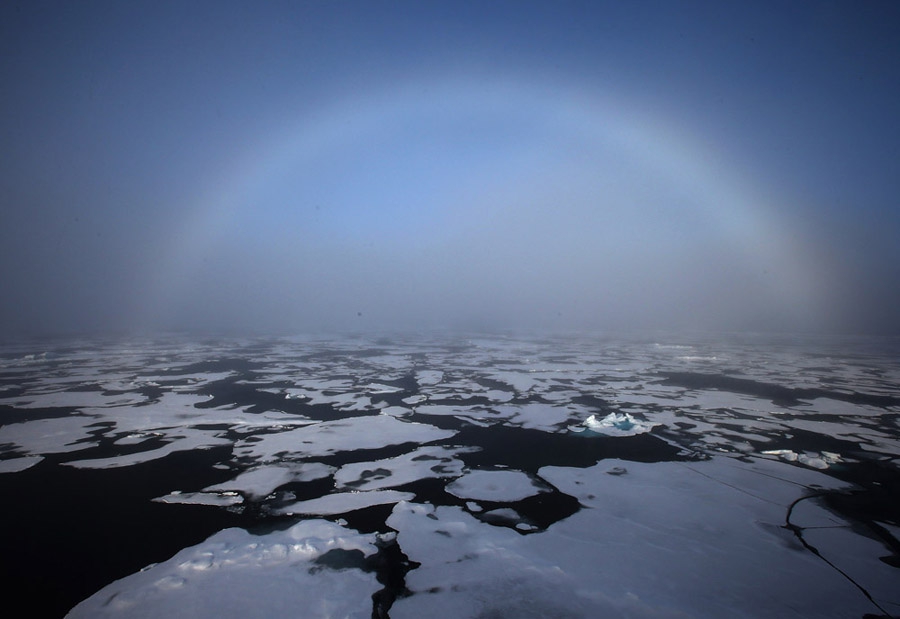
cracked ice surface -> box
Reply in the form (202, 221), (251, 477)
(388, 457), (895, 618)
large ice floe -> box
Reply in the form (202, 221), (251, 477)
(0, 333), (898, 618)
(67, 520), (382, 619)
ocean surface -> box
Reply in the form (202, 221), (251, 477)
(1, 332), (898, 618)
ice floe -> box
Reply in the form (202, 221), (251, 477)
(66, 520), (380, 619)
(0, 416), (99, 455)
(445, 469), (550, 502)
(203, 463), (336, 500)
(334, 445), (473, 491)
(276, 489), (415, 515)
(153, 491), (244, 507)
(0, 455), (43, 473)
(233, 415), (456, 462)
(762, 449), (844, 469)
(65, 433), (233, 469)
(582, 411), (658, 436)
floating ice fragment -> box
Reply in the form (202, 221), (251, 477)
(445, 470), (550, 502)
(478, 507), (539, 532)
(583, 412), (658, 436)
(379, 406), (413, 417)
(0, 417), (99, 455)
(334, 445), (472, 491)
(0, 455), (43, 473)
(821, 451), (843, 464)
(65, 434), (232, 469)
(203, 463), (335, 500)
(152, 492), (243, 507)
(275, 490), (415, 516)
(416, 370), (443, 386)
(114, 433), (157, 446)
(481, 508), (522, 524)
(233, 415), (456, 461)
(761, 449), (843, 469)
(67, 519), (379, 618)
(762, 449), (799, 461)
(799, 454), (828, 470)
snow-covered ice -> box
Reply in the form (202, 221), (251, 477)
(445, 469), (551, 502)
(66, 520), (381, 619)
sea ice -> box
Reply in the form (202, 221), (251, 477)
(525, 457), (886, 617)
(66, 520), (380, 619)
(334, 445), (472, 491)
(762, 449), (843, 469)
(0, 416), (99, 455)
(0, 389), (144, 409)
(203, 463), (335, 500)
(233, 415), (456, 462)
(583, 412), (658, 436)
(153, 491), (243, 507)
(415, 370), (443, 385)
(0, 455), (43, 473)
(489, 402), (578, 431)
(445, 469), (550, 502)
(378, 405), (413, 417)
(3, 334), (897, 619)
(65, 433), (232, 469)
(275, 489), (415, 516)
(385, 501), (654, 618)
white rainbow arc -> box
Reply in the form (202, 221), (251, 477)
(139, 75), (827, 332)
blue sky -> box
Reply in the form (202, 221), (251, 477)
(2, 1), (899, 336)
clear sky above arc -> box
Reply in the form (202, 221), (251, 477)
(2, 1), (899, 336)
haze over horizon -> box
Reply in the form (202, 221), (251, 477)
(2, 1), (899, 338)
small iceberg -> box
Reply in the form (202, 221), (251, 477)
(583, 412), (658, 437)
